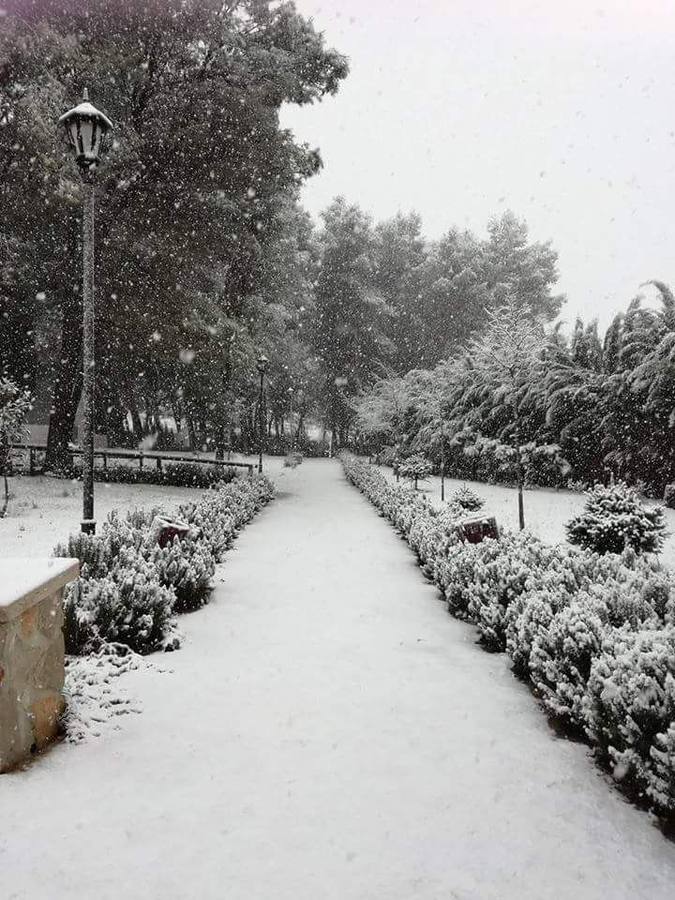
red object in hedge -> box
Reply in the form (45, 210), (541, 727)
(458, 516), (499, 544)
(154, 516), (191, 548)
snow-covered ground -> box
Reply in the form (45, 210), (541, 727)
(378, 465), (675, 569)
(2, 458), (675, 899)
(0, 472), (233, 556)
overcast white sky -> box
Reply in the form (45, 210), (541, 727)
(280, 0), (675, 329)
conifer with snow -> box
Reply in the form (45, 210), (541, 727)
(566, 482), (666, 555)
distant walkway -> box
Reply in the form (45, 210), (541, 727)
(3, 459), (675, 899)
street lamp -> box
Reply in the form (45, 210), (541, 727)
(256, 355), (268, 473)
(59, 89), (113, 535)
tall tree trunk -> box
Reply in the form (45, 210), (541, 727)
(514, 413), (525, 530)
(1, 469), (9, 518)
(215, 358), (232, 460)
(187, 417), (197, 451)
(128, 402), (144, 441)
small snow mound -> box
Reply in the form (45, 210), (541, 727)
(63, 648), (145, 743)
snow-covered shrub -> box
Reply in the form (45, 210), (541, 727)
(506, 593), (563, 678)
(584, 625), (675, 810)
(451, 486), (484, 512)
(54, 531), (112, 579)
(409, 503), (463, 580)
(640, 572), (675, 624)
(393, 490), (434, 538)
(503, 543), (588, 675)
(441, 531), (553, 650)
(529, 596), (608, 728)
(398, 454), (432, 488)
(505, 546), (673, 677)
(147, 535), (215, 612)
(566, 482), (666, 555)
(102, 510), (146, 556)
(649, 723), (675, 814)
(124, 506), (165, 529)
(63, 546), (176, 655)
(179, 496), (235, 560)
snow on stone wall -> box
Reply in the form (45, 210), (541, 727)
(0, 559), (78, 772)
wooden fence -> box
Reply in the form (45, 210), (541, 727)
(11, 444), (254, 477)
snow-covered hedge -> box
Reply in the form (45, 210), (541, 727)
(70, 460), (239, 489)
(55, 475), (275, 655)
(341, 453), (675, 822)
(584, 626), (675, 807)
(63, 548), (177, 656)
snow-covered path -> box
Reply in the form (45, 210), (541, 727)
(3, 459), (675, 899)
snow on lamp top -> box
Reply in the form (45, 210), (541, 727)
(58, 88), (113, 171)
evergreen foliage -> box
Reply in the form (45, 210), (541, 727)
(398, 454), (432, 487)
(0, 378), (31, 517)
(451, 486), (485, 512)
(354, 284), (675, 500)
(566, 483), (666, 555)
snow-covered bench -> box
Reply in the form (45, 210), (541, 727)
(0, 558), (79, 772)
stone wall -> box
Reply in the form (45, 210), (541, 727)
(0, 559), (79, 773)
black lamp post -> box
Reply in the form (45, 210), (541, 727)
(58, 89), (113, 534)
(256, 355), (268, 473)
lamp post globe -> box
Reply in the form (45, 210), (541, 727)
(256, 355), (268, 473)
(59, 89), (112, 534)
(58, 88), (113, 172)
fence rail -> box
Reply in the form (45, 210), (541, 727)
(10, 444), (254, 477)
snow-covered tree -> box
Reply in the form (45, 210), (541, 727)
(461, 298), (547, 529)
(0, 0), (348, 463)
(566, 482), (666, 555)
(0, 378), (31, 518)
(313, 198), (394, 446)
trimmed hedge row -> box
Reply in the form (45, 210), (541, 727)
(72, 460), (238, 488)
(342, 454), (675, 823)
(54, 475), (275, 655)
